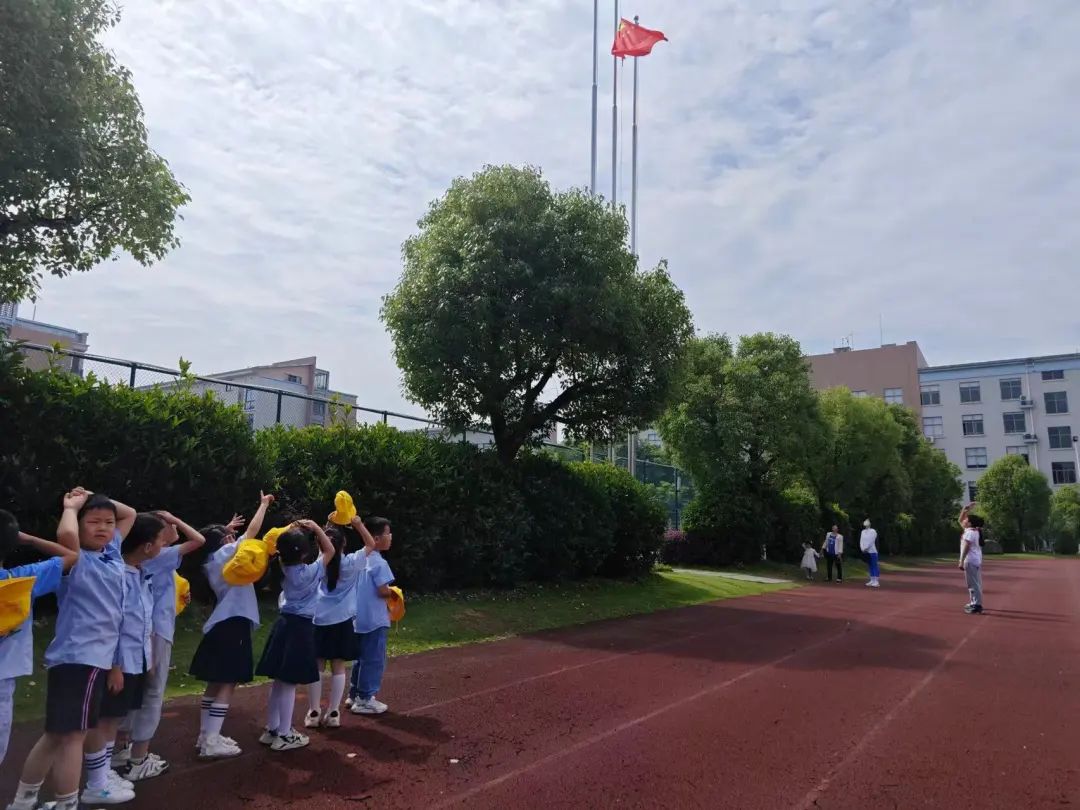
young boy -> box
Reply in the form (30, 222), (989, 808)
(348, 517), (394, 715)
(0, 510), (79, 768)
(6, 488), (136, 810)
(113, 510), (205, 781)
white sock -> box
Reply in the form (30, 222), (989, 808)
(328, 673), (347, 713)
(275, 682), (296, 735)
(105, 741), (115, 766)
(266, 681), (282, 733)
(53, 791), (79, 810)
(206, 702), (229, 737)
(307, 676), (323, 714)
(13, 780), (43, 804)
(85, 747), (109, 790)
(199, 697), (213, 734)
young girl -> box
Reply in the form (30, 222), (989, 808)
(306, 517), (376, 729)
(113, 511), (205, 781)
(256, 519), (334, 751)
(84, 513), (171, 805)
(7, 488), (136, 810)
(800, 541), (820, 580)
(185, 491), (274, 759)
(958, 505), (985, 614)
(0, 510), (78, 769)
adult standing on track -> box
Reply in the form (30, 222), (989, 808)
(821, 525), (844, 583)
(958, 504), (985, 614)
(860, 519), (880, 588)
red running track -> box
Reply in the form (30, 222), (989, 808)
(4, 560), (1079, 808)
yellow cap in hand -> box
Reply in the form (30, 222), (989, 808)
(174, 572), (191, 615)
(386, 585), (405, 623)
(0, 576), (35, 636)
(330, 491), (357, 526)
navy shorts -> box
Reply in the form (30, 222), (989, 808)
(45, 664), (107, 734)
(99, 672), (146, 718)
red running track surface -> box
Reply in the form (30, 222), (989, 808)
(3, 559), (1079, 808)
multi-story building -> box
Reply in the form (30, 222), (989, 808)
(918, 354), (1080, 504)
(0, 301), (89, 374)
(806, 341), (928, 415)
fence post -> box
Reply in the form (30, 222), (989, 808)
(128, 363), (137, 388)
(275, 391), (283, 424)
(382, 412), (388, 424)
(674, 470), (680, 529)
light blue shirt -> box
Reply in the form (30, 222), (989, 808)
(114, 565), (153, 674)
(280, 560), (325, 618)
(354, 552), (394, 635)
(313, 551), (367, 626)
(203, 543), (260, 634)
(0, 557), (64, 680)
(142, 546), (182, 643)
(45, 531), (126, 671)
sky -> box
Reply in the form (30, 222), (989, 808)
(30, 0), (1080, 415)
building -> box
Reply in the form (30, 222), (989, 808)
(0, 301), (89, 374)
(807, 341), (929, 415)
(185, 357), (358, 430)
(918, 354), (1080, 503)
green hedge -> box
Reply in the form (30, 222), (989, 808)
(0, 342), (665, 589)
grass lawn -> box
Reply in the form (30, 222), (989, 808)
(13, 569), (794, 721)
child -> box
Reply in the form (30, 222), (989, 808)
(256, 519), (334, 751)
(800, 542), (820, 580)
(112, 511), (205, 781)
(186, 492), (273, 759)
(306, 517), (376, 729)
(6, 488), (136, 810)
(84, 513), (172, 805)
(0, 510), (78, 769)
(348, 517), (394, 716)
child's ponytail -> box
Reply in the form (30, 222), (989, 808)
(182, 524), (229, 606)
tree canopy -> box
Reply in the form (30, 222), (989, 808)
(976, 454), (1052, 552)
(0, 0), (189, 301)
(1049, 485), (1080, 555)
(382, 164), (693, 463)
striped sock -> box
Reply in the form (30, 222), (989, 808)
(85, 747), (109, 790)
(200, 697), (214, 734)
(105, 741), (115, 766)
(206, 702), (229, 737)
(53, 791), (79, 810)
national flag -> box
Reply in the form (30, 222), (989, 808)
(611, 18), (667, 58)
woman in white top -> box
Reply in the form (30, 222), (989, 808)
(860, 519), (880, 588)
(958, 505), (985, 614)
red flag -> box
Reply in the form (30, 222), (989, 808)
(611, 18), (667, 58)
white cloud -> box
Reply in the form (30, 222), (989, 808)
(33, 0), (1080, 414)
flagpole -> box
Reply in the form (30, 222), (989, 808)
(590, 0), (598, 195)
(611, 0), (619, 207)
(631, 16), (639, 256)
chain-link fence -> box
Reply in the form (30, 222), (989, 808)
(15, 342), (691, 527)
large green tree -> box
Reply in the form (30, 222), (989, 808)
(977, 455), (1052, 552)
(1049, 485), (1080, 555)
(382, 165), (693, 463)
(0, 0), (189, 301)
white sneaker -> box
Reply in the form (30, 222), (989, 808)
(323, 709), (342, 728)
(111, 744), (132, 769)
(344, 697), (354, 710)
(304, 709), (322, 728)
(199, 733), (242, 759)
(258, 728), (278, 745)
(350, 697), (388, 715)
(81, 784), (136, 805)
(270, 729), (310, 751)
(868, 580), (880, 588)
(124, 753), (169, 782)
(107, 769), (135, 791)
(5, 795), (40, 810)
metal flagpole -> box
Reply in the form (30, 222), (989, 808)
(590, 0), (598, 195)
(631, 15), (639, 255)
(611, 0), (619, 207)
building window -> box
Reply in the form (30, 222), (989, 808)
(312, 400), (326, 417)
(884, 388), (903, 404)
(1048, 426), (1072, 449)
(961, 414), (984, 436)
(852, 390), (868, 398)
(1042, 370), (1064, 381)
(314, 371), (329, 390)
(922, 416), (944, 438)
(967, 482), (979, 502)
(999, 378), (1022, 400)
(959, 382), (981, 403)
(1006, 446), (1030, 464)
(1052, 462), (1077, 485)
(920, 384), (940, 406)
(286, 374), (301, 384)
(965, 447), (988, 469)
(1003, 412), (1026, 434)
(1045, 391), (1069, 414)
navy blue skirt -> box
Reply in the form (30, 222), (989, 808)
(256, 614), (319, 685)
(314, 619), (360, 661)
(189, 616), (254, 684)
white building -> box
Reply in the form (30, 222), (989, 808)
(918, 353), (1080, 503)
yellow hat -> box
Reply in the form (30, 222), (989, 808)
(0, 576), (35, 636)
(261, 526), (288, 557)
(329, 491), (357, 526)
(174, 572), (190, 616)
(221, 538), (271, 586)
(386, 585), (405, 623)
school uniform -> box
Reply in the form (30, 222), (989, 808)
(189, 543), (260, 685)
(0, 556), (64, 765)
(100, 564), (153, 718)
(42, 531), (126, 734)
(256, 560), (324, 685)
(350, 552), (394, 701)
(313, 551), (367, 661)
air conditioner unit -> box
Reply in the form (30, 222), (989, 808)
(926, 436), (936, 444)
(1023, 433), (1038, 443)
